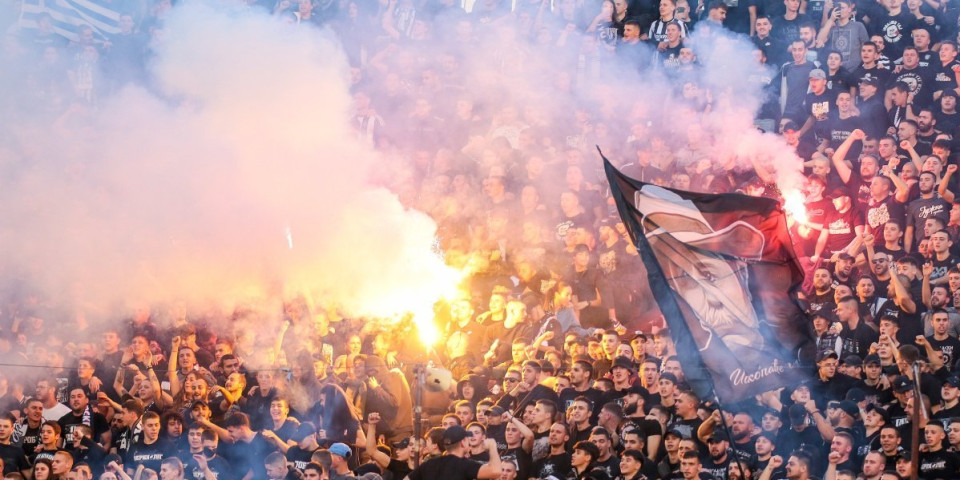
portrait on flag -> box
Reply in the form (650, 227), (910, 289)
(605, 157), (815, 401)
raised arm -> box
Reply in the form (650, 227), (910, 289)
(365, 413), (392, 469)
(831, 129), (863, 183)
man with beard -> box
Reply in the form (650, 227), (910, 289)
(832, 130), (879, 205)
(915, 108), (940, 144)
(531, 422), (570, 479)
(812, 189), (865, 263)
(922, 292), (960, 344)
(701, 431), (732, 479)
(806, 267), (838, 319)
(832, 254), (858, 289)
(623, 386), (662, 460)
(559, 360), (604, 419)
(58, 388), (108, 446)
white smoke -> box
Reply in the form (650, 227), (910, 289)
(0, 1), (460, 328)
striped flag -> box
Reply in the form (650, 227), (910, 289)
(19, 0), (122, 41)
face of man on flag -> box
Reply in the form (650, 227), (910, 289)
(634, 185), (766, 368)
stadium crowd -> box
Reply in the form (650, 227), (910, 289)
(10, 0), (960, 478)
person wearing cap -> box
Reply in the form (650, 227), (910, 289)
(287, 422), (321, 473)
(408, 425), (501, 480)
(568, 441), (608, 480)
(933, 376), (960, 420)
(656, 428), (684, 478)
(810, 184), (865, 265)
(701, 431), (731, 479)
(790, 68), (836, 143)
(863, 404), (890, 454)
(326, 442), (354, 480)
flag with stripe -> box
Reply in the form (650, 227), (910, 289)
(19, 0), (122, 41)
(604, 154), (814, 401)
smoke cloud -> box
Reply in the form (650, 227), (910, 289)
(0, 2), (808, 343)
(0, 2), (460, 332)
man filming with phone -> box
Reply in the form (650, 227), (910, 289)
(816, 0), (869, 70)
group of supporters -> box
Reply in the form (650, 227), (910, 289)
(10, 0), (960, 478)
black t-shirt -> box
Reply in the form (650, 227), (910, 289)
(702, 455), (731, 480)
(533, 451), (572, 479)
(868, 11), (917, 61)
(863, 195), (906, 232)
(12, 422), (41, 459)
(126, 439), (172, 472)
(804, 88), (839, 138)
(286, 445), (319, 471)
(928, 335), (960, 367)
(185, 454), (231, 480)
(918, 448), (960, 479)
(0, 443), (29, 476)
(409, 455), (480, 480)
(888, 65), (937, 109)
(501, 446), (532, 480)
(58, 409), (109, 445)
(386, 458), (414, 480)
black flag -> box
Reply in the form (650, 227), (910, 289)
(604, 156), (814, 401)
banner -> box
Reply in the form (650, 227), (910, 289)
(20, 0), (122, 41)
(604, 156), (814, 401)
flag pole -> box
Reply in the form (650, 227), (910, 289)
(713, 395), (749, 480)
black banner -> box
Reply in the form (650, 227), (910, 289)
(604, 156), (814, 401)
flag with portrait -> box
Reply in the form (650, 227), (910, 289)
(604, 156), (814, 401)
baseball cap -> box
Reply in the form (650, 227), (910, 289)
(859, 75), (879, 86)
(296, 422), (317, 441)
(837, 400), (859, 418)
(945, 376), (960, 388)
(893, 376), (913, 393)
(817, 350), (839, 363)
(442, 426), (473, 446)
(329, 443), (352, 458)
(864, 354), (881, 366)
(392, 437), (411, 449)
(612, 356), (635, 371)
(708, 431), (730, 443)
(865, 404), (890, 424)
(809, 69), (827, 80)
(665, 427), (686, 439)
(842, 355), (862, 367)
